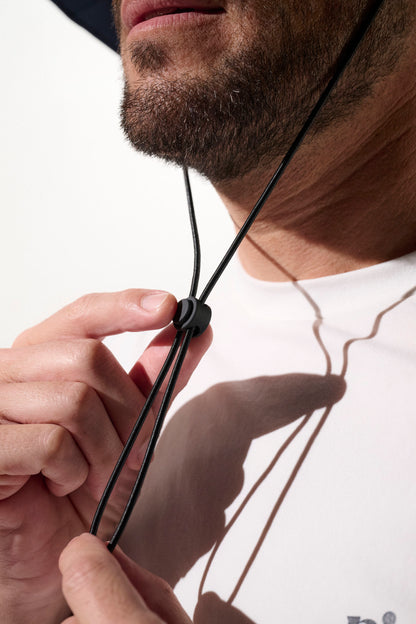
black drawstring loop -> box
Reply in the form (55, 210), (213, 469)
(89, 0), (385, 551)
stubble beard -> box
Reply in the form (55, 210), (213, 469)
(120, 1), (410, 184)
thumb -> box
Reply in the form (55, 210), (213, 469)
(14, 289), (177, 346)
(112, 547), (193, 624)
(59, 534), (164, 624)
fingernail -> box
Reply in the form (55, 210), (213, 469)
(141, 291), (170, 312)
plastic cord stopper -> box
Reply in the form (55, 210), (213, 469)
(173, 297), (212, 336)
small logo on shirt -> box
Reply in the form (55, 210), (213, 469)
(348, 613), (396, 624)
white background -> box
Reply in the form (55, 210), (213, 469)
(0, 0), (232, 364)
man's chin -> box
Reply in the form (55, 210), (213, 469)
(124, 40), (171, 76)
(121, 80), (280, 184)
(119, 0), (410, 185)
(119, 40), (302, 184)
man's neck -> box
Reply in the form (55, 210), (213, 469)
(214, 43), (416, 282)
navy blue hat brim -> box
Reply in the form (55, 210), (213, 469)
(50, 0), (119, 52)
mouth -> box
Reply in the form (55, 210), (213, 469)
(123, 1), (225, 32)
(142, 7), (224, 22)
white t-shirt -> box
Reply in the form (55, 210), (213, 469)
(123, 252), (416, 624)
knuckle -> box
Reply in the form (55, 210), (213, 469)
(66, 293), (99, 325)
(12, 330), (28, 348)
(0, 349), (18, 383)
(119, 288), (138, 307)
(12, 325), (41, 348)
(153, 576), (174, 600)
(118, 288), (152, 313)
(69, 339), (113, 375)
(63, 382), (97, 422)
(81, 339), (111, 369)
(70, 338), (98, 363)
(42, 424), (70, 461)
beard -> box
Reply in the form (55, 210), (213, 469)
(120, 1), (410, 183)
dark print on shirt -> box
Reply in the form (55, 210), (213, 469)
(348, 612), (396, 624)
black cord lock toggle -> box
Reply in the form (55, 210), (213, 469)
(173, 297), (212, 336)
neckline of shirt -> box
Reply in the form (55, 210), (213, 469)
(225, 251), (416, 321)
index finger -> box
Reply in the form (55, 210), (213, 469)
(14, 289), (177, 347)
(60, 534), (165, 624)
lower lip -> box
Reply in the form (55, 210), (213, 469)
(127, 10), (224, 37)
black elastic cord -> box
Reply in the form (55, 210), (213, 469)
(90, 166), (200, 544)
(107, 329), (194, 551)
(89, 0), (385, 549)
(183, 166), (201, 298)
(89, 331), (183, 537)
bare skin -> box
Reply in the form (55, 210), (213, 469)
(218, 33), (416, 281)
(0, 291), (211, 623)
(59, 533), (192, 624)
(115, 0), (416, 281)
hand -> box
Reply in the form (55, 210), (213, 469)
(0, 290), (211, 623)
(60, 533), (192, 624)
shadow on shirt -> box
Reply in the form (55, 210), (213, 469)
(124, 372), (345, 622)
(194, 592), (257, 623)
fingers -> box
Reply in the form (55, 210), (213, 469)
(0, 340), (147, 452)
(2, 321), (212, 470)
(14, 289), (177, 347)
(0, 290), (212, 508)
(0, 382), (124, 496)
(130, 324), (213, 398)
(60, 534), (165, 624)
(0, 424), (88, 500)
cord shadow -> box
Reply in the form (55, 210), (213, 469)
(122, 222), (415, 623)
(125, 373), (345, 587)
(194, 592), (257, 624)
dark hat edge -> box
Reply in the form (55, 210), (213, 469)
(49, 0), (119, 52)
